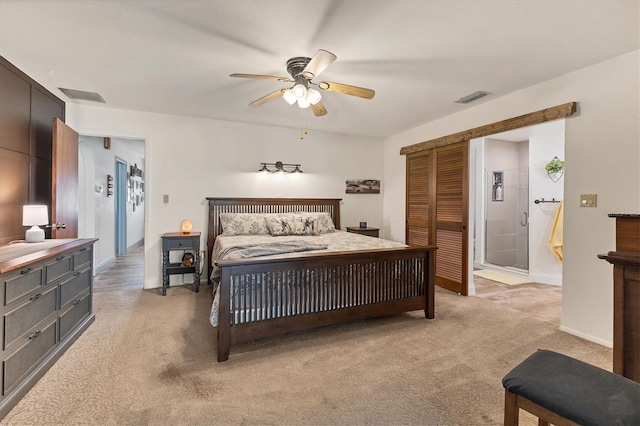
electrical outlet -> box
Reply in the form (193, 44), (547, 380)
(580, 194), (597, 207)
(163, 194), (169, 203)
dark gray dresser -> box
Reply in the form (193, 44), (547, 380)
(0, 238), (96, 419)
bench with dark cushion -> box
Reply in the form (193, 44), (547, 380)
(502, 349), (640, 426)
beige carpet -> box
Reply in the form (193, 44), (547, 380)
(473, 269), (532, 285)
(1, 285), (610, 425)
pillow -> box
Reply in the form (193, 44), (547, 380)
(265, 214), (319, 236)
(219, 213), (270, 235)
(297, 211), (336, 234)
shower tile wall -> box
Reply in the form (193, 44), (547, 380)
(485, 139), (529, 269)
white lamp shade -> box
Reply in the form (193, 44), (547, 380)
(297, 97), (311, 108)
(23, 205), (48, 226)
(306, 88), (321, 105)
(23, 205), (48, 243)
(282, 89), (297, 105)
(291, 84), (307, 99)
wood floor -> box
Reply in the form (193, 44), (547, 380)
(93, 244), (562, 325)
(93, 243), (144, 293)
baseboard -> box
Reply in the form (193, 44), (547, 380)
(559, 324), (612, 348)
(94, 256), (115, 275)
(527, 273), (562, 286)
(127, 238), (144, 251)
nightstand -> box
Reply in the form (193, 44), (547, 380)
(161, 232), (201, 295)
(346, 226), (380, 238)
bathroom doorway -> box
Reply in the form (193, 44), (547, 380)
(470, 119), (565, 291)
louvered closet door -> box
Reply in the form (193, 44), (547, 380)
(406, 151), (433, 246)
(434, 142), (468, 295)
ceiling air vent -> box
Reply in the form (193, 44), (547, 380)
(454, 90), (491, 104)
(58, 87), (106, 103)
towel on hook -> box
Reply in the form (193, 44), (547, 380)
(547, 201), (563, 261)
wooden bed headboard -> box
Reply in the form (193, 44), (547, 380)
(205, 197), (342, 279)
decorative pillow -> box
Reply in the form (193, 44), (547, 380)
(297, 211), (336, 234)
(265, 214), (319, 236)
(219, 213), (270, 235)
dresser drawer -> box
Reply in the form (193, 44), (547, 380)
(3, 319), (57, 396)
(163, 238), (196, 251)
(59, 291), (90, 341)
(72, 246), (92, 269)
(45, 254), (73, 284)
(59, 267), (91, 308)
(2, 265), (44, 306)
(3, 286), (57, 350)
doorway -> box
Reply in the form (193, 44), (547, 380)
(115, 158), (127, 255)
(471, 119), (565, 289)
(77, 135), (146, 287)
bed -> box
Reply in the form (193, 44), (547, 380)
(207, 197), (436, 361)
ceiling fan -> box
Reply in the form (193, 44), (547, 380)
(230, 49), (375, 117)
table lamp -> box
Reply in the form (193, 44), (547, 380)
(23, 205), (49, 243)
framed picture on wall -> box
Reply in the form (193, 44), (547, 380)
(345, 179), (380, 194)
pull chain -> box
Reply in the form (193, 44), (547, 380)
(300, 108), (309, 139)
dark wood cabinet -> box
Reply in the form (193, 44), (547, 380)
(0, 55), (65, 245)
(599, 214), (640, 383)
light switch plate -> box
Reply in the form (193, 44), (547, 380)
(163, 194), (169, 203)
(580, 193), (597, 207)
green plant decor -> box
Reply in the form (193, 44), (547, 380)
(545, 157), (565, 173)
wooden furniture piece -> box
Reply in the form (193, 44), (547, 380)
(598, 213), (640, 383)
(161, 232), (201, 296)
(346, 226), (380, 238)
(0, 238), (96, 419)
(207, 197), (436, 362)
(502, 349), (640, 425)
(0, 55), (65, 245)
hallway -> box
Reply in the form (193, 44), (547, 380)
(93, 243), (144, 293)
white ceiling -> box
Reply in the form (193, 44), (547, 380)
(0, 0), (638, 139)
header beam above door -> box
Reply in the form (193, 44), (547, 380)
(400, 101), (577, 155)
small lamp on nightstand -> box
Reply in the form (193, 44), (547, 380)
(181, 220), (193, 234)
(23, 205), (49, 243)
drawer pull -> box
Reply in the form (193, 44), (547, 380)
(72, 299), (82, 306)
(29, 293), (42, 301)
(56, 255), (65, 261)
(20, 267), (33, 275)
(178, 242), (183, 246)
(74, 271), (81, 276)
(28, 330), (41, 340)
(79, 248), (87, 252)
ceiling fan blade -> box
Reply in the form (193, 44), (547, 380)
(310, 101), (327, 117)
(302, 49), (337, 79)
(230, 73), (292, 82)
(249, 89), (286, 107)
(318, 81), (375, 99)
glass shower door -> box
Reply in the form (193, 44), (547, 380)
(485, 167), (529, 271)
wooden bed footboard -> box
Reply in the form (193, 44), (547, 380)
(216, 246), (436, 361)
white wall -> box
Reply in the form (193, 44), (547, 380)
(383, 50), (640, 346)
(528, 120), (565, 284)
(66, 106), (385, 290)
(78, 136), (145, 272)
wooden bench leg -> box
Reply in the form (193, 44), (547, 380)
(504, 390), (519, 426)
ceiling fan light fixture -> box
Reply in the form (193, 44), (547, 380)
(306, 88), (321, 105)
(292, 84), (307, 99)
(282, 89), (296, 105)
(297, 97), (311, 108)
